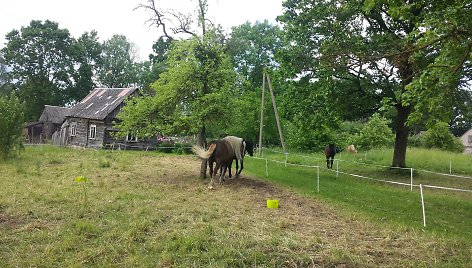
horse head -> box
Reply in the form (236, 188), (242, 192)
(244, 140), (254, 157)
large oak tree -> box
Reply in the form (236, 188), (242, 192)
(1, 20), (103, 120)
(278, 0), (472, 167)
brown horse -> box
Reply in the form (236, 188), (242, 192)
(324, 143), (336, 169)
(192, 140), (234, 189)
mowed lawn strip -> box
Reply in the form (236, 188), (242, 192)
(0, 146), (470, 267)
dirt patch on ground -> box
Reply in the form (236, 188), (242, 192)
(0, 207), (22, 230)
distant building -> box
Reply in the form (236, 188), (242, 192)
(39, 105), (72, 140)
(23, 121), (43, 144)
(30, 87), (157, 150)
(460, 128), (472, 154)
(24, 105), (71, 143)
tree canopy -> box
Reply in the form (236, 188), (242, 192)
(96, 35), (141, 88)
(1, 1), (471, 164)
(1, 20), (78, 120)
(277, 0), (472, 166)
(116, 32), (236, 138)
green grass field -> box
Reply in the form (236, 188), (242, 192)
(0, 145), (471, 267)
(247, 148), (472, 238)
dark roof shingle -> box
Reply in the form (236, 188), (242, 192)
(39, 105), (72, 124)
(69, 87), (137, 120)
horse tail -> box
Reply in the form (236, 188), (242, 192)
(192, 144), (216, 160)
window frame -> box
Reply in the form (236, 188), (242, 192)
(89, 124), (97, 140)
(70, 122), (77, 137)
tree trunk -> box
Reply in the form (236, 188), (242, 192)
(198, 0), (206, 35)
(197, 124), (207, 178)
(392, 104), (411, 167)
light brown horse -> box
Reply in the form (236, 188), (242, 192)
(347, 144), (358, 153)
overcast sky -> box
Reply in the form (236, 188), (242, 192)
(0, 0), (284, 61)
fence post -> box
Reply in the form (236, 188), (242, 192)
(420, 184), (426, 227)
(285, 153), (288, 167)
(336, 160), (339, 179)
(265, 158), (268, 177)
(410, 168), (413, 191)
(317, 166), (320, 193)
(449, 160), (452, 174)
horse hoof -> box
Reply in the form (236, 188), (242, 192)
(208, 185), (214, 190)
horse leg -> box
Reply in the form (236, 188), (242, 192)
(220, 165), (227, 184)
(326, 157), (330, 169)
(228, 159), (233, 179)
(235, 159), (239, 178)
(238, 158), (244, 177)
(209, 162), (220, 190)
(208, 159), (214, 178)
(329, 157), (334, 169)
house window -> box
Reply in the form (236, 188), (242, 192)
(89, 124), (97, 140)
(70, 123), (77, 137)
(126, 132), (138, 142)
(468, 135), (472, 144)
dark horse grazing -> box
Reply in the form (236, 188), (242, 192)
(192, 140), (234, 189)
(324, 143), (337, 169)
(223, 136), (255, 177)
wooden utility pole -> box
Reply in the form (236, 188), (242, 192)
(258, 71), (287, 154)
(266, 73), (286, 153)
(258, 72), (266, 156)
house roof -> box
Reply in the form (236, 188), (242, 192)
(68, 87), (137, 120)
(24, 121), (43, 128)
(39, 105), (72, 124)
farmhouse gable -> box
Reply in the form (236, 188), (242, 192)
(460, 128), (472, 154)
(39, 105), (72, 139)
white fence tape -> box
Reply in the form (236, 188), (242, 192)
(421, 184), (472, 193)
(332, 169), (414, 187)
(260, 147), (472, 181)
(416, 169), (472, 180)
(252, 155), (472, 194)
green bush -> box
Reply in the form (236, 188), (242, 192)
(156, 142), (192, 154)
(422, 122), (464, 153)
(172, 143), (192, 154)
(336, 121), (362, 149)
(408, 134), (424, 148)
(353, 114), (394, 150)
(0, 94), (25, 160)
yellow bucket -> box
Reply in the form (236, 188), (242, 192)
(266, 199), (279, 209)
